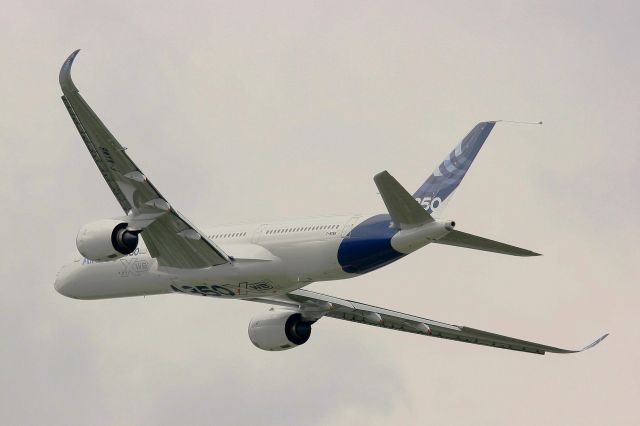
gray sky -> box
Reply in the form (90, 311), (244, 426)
(1, 1), (639, 424)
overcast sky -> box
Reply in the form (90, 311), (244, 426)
(1, 1), (639, 424)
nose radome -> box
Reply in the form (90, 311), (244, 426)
(54, 265), (66, 294)
(54, 263), (75, 298)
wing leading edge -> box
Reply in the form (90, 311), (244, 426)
(252, 289), (608, 355)
(59, 50), (229, 269)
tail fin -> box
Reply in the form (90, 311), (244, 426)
(414, 121), (496, 214)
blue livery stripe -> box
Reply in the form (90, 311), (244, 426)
(337, 214), (404, 274)
(413, 121), (495, 213)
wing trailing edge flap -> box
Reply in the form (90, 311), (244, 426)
(251, 289), (608, 355)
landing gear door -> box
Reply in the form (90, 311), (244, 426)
(340, 216), (361, 238)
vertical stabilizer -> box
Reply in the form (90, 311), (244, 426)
(413, 122), (496, 214)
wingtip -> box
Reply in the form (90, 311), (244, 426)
(580, 333), (609, 352)
(59, 49), (81, 93)
(69, 48), (81, 60)
(546, 332), (608, 354)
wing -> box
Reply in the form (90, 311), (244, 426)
(59, 50), (229, 269)
(251, 289), (608, 355)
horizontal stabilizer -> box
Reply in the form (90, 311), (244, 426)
(374, 171), (433, 229)
(433, 229), (540, 257)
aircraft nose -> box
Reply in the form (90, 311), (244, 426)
(54, 265), (67, 294)
(54, 263), (76, 298)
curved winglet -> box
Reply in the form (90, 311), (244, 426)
(549, 333), (609, 354)
(578, 333), (609, 352)
(59, 49), (81, 93)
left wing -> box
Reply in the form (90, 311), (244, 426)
(251, 289), (608, 355)
(60, 50), (229, 269)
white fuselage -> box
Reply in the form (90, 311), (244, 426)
(56, 215), (359, 300)
(54, 213), (450, 301)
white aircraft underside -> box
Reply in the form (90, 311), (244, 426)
(54, 50), (608, 354)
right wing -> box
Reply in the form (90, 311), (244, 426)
(60, 50), (229, 269)
(252, 289), (608, 355)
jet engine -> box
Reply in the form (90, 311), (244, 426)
(248, 310), (314, 351)
(76, 219), (140, 261)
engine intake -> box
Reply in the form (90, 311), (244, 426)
(248, 310), (314, 351)
(76, 219), (140, 262)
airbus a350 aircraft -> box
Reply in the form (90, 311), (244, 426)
(54, 50), (607, 354)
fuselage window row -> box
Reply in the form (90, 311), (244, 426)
(264, 224), (340, 236)
(209, 232), (248, 239)
(209, 225), (341, 239)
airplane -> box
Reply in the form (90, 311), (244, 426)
(54, 50), (607, 355)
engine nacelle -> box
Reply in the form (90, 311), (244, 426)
(76, 219), (140, 262)
(248, 310), (314, 351)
